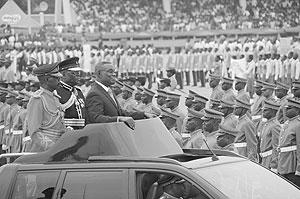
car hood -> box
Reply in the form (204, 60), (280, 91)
(15, 118), (183, 163)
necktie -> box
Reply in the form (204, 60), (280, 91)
(107, 88), (117, 105)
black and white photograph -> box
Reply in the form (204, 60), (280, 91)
(0, 0), (299, 198)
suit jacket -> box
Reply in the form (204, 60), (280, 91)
(86, 82), (145, 124)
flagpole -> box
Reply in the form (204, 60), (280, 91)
(27, 0), (32, 34)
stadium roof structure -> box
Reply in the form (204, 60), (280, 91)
(0, 0), (40, 28)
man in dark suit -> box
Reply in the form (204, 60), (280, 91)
(86, 61), (150, 129)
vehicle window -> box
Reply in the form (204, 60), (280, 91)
(11, 171), (60, 199)
(59, 170), (128, 199)
(136, 171), (210, 199)
(195, 160), (300, 199)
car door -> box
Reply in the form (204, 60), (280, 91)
(129, 168), (219, 199)
(55, 168), (129, 199)
(9, 170), (61, 199)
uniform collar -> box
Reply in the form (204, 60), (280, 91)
(225, 113), (234, 120)
(239, 113), (248, 121)
(238, 89), (245, 94)
(171, 105), (180, 112)
(169, 127), (177, 132)
(213, 85), (221, 91)
(191, 129), (202, 136)
(266, 117), (276, 124)
(288, 115), (299, 122)
(202, 130), (218, 137)
(224, 88), (233, 93)
(9, 103), (18, 108)
(60, 81), (73, 91)
(143, 102), (151, 107)
(42, 88), (61, 99)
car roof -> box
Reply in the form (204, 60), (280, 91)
(15, 118), (182, 164)
(9, 150), (247, 171)
(181, 156), (247, 170)
(12, 118), (246, 170)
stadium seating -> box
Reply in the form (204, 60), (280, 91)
(68, 0), (300, 33)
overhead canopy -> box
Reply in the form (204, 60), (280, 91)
(0, 0), (40, 28)
(16, 118), (183, 164)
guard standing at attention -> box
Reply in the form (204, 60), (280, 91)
(56, 57), (86, 129)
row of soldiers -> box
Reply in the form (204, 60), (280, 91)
(0, 55), (299, 186)
(0, 57), (87, 153)
(110, 72), (300, 187)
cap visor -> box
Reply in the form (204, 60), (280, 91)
(68, 67), (83, 71)
(50, 72), (63, 78)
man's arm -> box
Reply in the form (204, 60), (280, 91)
(27, 97), (43, 136)
(270, 124), (281, 170)
(122, 109), (145, 120)
(296, 122), (300, 176)
(243, 121), (258, 160)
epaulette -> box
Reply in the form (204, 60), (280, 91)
(74, 86), (82, 91)
(53, 90), (62, 99)
(60, 81), (72, 91)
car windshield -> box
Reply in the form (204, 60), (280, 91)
(194, 160), (299, 199)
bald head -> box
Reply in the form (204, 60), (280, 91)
(95, 61), (117, 87)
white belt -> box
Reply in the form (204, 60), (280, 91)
(181, 133), (191, 138)
(4, 129), (11, 135)
(22, 136), (31, 142)
(260, 149), (272, 158)
(1, 144), (8, 150)
(13, 130), (23, 135)
(252, 115), (261, 120)
(0, 125), (4, 130)
(279, 145), (297, 153)
(234, 142), (247, 148)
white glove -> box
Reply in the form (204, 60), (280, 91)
(144, 112), (157, 118)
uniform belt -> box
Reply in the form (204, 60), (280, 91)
(234, 142), (247, 148)
(2, 144), (8, 150)
(0, 125), (4, 130)
(252, 115), (261, 120)
(260, 149), (272, 158)
(64, 118), (85, 127)
(279, 145), (297, 153)
(4, 129), (11, 135)
(22, 136), (31, 142)
(43, 130), (63, 138)
(181, 133), (191, 138)
(13, 130), (23, 135)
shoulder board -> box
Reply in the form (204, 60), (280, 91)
(74, 86), (83, 91)
(53, 90), (62, 99)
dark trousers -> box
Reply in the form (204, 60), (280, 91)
(197, 71), (200, 82)
(192, 71), (197, 86)
(146, 72), (153, 89)
(176, 72), (183, 89)
(185, 71), (190, 86)
(199, 70), (205, 87)
(282, 173), (300, 187)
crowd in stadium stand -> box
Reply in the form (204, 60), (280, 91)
(62, 0), (300, 33)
